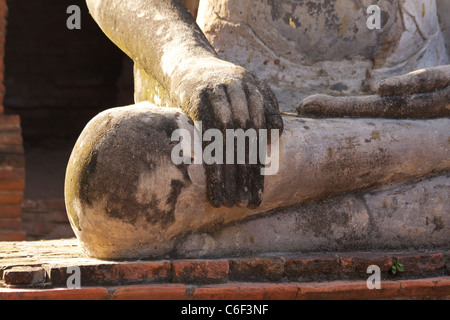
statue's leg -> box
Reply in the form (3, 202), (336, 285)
(65, 103), (449, 259)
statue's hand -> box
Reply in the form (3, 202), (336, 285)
(376, 65), (450, 96)
(172, 57), (283, 208)
(297, 65), (450, 119)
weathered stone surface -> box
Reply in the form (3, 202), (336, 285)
(197, 0), (449, 111)
(65, 103), (449, 259)
(179, 175), (449, 258)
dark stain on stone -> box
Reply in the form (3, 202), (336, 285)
(331, 82), (348, 92)
(380, 10), (390, 29)
(79, 150), (98, 207)
(295, 195), (353, 238)
(77, 111), (191, 228)
(432, 216), (444, 232)
(268, 0), (283, 21)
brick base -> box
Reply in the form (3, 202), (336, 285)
(0, 239), (449, 299)
(0, 277), (449, 300)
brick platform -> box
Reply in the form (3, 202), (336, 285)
(0, 239), (449, 299)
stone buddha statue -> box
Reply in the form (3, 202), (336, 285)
(64, 0), (449, 259)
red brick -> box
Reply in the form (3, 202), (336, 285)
(0, 179), (24, 191)
(172, 260), (229, 284)
(435, 278), (450, 293)
(0, 134), (22, 146)
(0, 154), (25, 168)
(41, 198), (66, 211)
(0, 287), (109, 300)
(3, 267), (46, 286)
(48, 261), (172, 287)
(0, 115), (20, 126)
(338, 252), (392, 278)
(22, 199), (66, 213)
(0, 218), (21, 230)
(399, 277), (450, 298)
(21, 199), (38, 211)
(284, 253), (340, 281)
(0, 145), (23, 154)
(229, 257), (285, 282)
(192, 283), (299, 300)
(0, 231), (26, 241)
(22, 221), (54, 236)
(297, 280), (401, 300)
(0, 168), (25, 180)
(0, 193), (23, 205)
(398, 253), (445, 273)
(0, 205), (21, 218)
(110, 284), (187, 300)
(0, 122), (20, 131)
(0, 125), (20, 133)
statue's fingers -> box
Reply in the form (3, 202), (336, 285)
(230, 82), (264, 208)
(227, 81), (251, 127)
(248, 163), (264, 209)
(298, 90), (450, 119)
(297, 94), (328, 117)
(244, 82), (266, 129)
(236, 164), (250, 208)
(203, 88), (232, 208)
(205, 163), (224, 208)
(377, 65), (450, 96)
(222, 82), (254, 207)
(207, 86), (237, 207)
(255, 80), (283, 135)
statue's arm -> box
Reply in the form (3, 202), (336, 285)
(86, 0), (283, 209)
(85, 0), (216, 92)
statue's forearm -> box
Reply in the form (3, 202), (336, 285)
(86, 0), (217, 91)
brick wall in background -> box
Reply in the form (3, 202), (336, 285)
(3, 0), (134, 240)
(4, 0), (132, 145)
(21, 199), (73, 241)
(0, 0), (26, 241)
